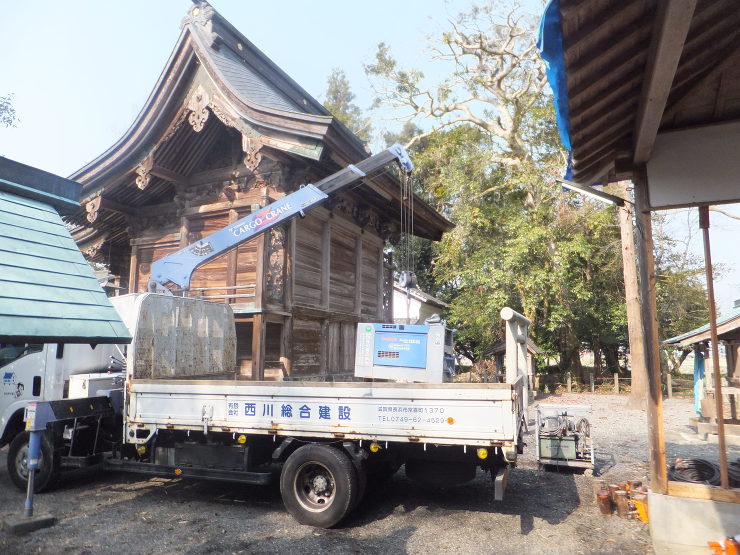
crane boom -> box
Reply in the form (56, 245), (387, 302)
(147, 144), (413, 293)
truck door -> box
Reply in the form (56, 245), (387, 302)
(1, 343), (45, 402)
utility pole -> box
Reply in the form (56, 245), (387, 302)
(559, 178), (648, 408)
(614, 181), (649, 409)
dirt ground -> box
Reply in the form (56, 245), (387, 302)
(2, 394), (730, 555)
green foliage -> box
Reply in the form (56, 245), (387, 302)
(653, 216), (709, 341)
(322, 69), (371, 144)
(0, 94), (17, 128)
(399, 121), (627, 367)
(369, 2), (707, 375)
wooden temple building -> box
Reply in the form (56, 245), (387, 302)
(68, 1), (451, 380)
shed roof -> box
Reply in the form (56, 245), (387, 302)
(663, 307), (740, 347)
(484, 339), (543, 358)
(392, 283), (448, 309)
(0, 160), (131, 344)
(539, 0), (740, 186)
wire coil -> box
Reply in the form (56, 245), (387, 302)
(668, 458), (721, 486)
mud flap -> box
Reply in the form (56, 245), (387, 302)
(493, 464), (510, 501)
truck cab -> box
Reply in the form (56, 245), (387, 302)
(0, 342), (122, 448)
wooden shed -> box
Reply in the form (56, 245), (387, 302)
(68, 1), (451, 380)
(539, 0), (740, 548)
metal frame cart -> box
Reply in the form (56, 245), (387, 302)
(535, 404), (595, 471)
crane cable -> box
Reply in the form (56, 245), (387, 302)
(400, 167), (415, 276)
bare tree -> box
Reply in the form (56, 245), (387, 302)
(0, 94), (17, 128)
(366, 2), (548, 166)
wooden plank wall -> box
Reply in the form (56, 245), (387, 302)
(127, 175), (388, 379)
(290, 208), (386, 377)
(329, 225), (356, 314)
(294, 212), (324, 305)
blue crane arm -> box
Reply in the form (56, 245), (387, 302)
(147, 144), (413, 293)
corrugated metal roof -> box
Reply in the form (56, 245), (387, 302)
(0, 190), (131, 343)
(392, 283), (448, 308)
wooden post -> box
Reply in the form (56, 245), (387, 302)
(376, 248), (385, 319)
(285, 219), (296, 312)
(354, 235), (363, 316)
(567, 372), (572, 393)
(667, 373), (673, 398)
(615, 181), (649, 410)
(226, 210), (237, 303)
(281, 317), (292, 378)
(128, 245), (139, 293)
(699, 206), (730, 489)
(251, 314), (265, 381)
(589, 372), (595, 393)
(614, 373), (619, 393)
(634, 170), (668, 494)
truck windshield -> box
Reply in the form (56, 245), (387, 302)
(0, 344), (43, 369)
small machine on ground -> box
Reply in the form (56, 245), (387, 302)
(535, 404), (594, 472)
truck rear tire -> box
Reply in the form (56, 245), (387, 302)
(280, 444), (358, 528)
(7, 431), (61, 493)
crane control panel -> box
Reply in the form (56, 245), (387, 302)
(354, 323), (456, 383)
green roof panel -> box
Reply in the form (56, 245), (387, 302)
(0, 190), (131, 344)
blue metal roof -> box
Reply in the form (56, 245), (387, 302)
(0, 163), (131, 344)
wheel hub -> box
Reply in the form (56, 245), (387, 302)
(14, 443), (42, 480)
(16, 445), (29, 479)
(295, 462), (336, 512)
(312, 474), (329, 493)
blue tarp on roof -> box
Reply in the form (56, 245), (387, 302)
(538, 0), (573, 180)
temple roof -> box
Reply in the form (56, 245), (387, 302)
(69, 1), (451, 252)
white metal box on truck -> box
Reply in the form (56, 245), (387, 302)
(354, 322), (455, 382)
(68, 372), (124, 399)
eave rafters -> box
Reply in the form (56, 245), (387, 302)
(632, 0), (697, 164)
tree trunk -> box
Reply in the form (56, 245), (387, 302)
(560, 323), (584, 379)
(593, 343), (602, 376)
(603, 345), (620, 375)
(614, 182), (649, 410)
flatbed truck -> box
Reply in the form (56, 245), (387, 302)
(3, 146), (530, 527)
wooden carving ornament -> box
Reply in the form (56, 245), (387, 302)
(242, 135), (263, 172)
(187, 86), (211, 132)
(86, 196), (102, 223)
(135, 154), (154, 190)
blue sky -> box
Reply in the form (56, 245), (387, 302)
(1, 0), (738, 314)
(0, 0), (480, 175)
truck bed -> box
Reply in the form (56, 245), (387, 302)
(127, 379), (524, 447)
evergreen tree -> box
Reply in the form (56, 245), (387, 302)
(322, 69), (371, 145)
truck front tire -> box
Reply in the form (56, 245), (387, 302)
(7, 431), (61, 493)
(280, 444), (358, 528)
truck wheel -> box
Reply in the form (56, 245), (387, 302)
(7, 431), (61, 493)
(280, 444), (358, 528)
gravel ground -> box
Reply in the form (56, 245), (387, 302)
(1, 394), (732, 555)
